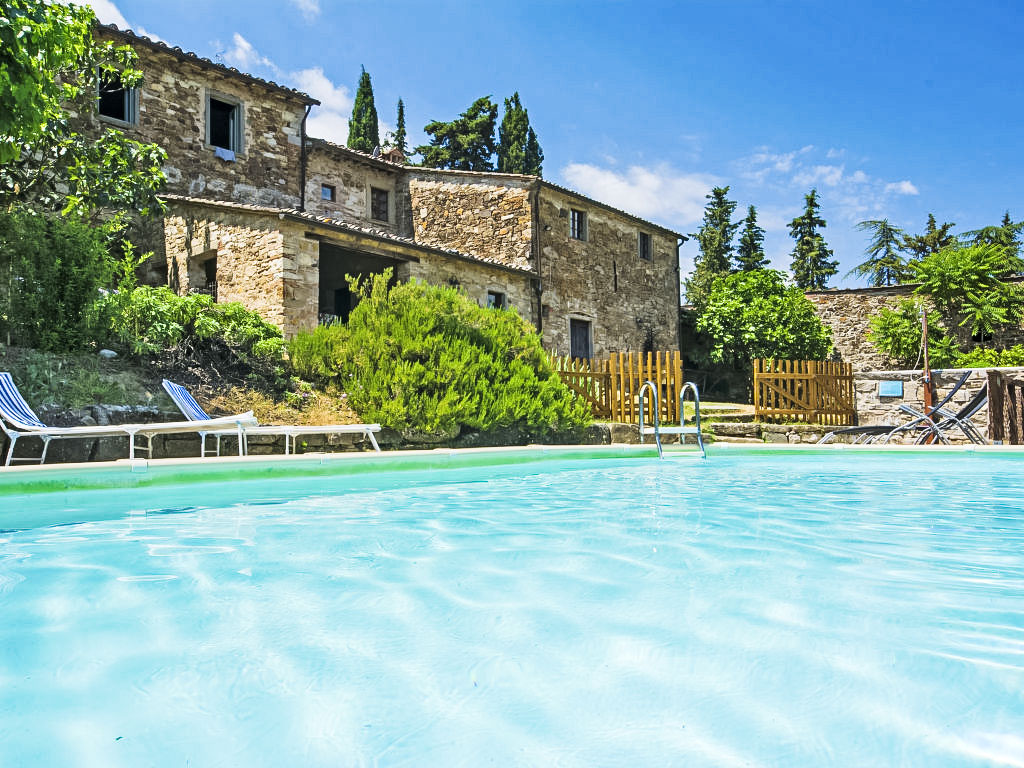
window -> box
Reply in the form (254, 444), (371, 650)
(321, 184), (336, 202)
(207, 94), (242, 153)
(638, 232), (652, 261)
(569, 318), (592, 359)
(202, 256), (217, 300)
(97, 73), (136, 125)
(570, 209), (587, 241)
(370, 187), (389, 222)
(486, 291), (506, 309)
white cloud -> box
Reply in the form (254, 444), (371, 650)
(85, 0), (129, 28)
(884, 180), (919, 196)
(223, 33), (278, 73)
(793, 164), (845, 188)
(290, 66), (353, 145)
(290, 0), (321, 20)
(560, 163), (719, 229)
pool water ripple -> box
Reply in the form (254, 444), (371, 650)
(0, 452), (1022, 766)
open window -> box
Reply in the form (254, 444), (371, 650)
(207, 94), (243, 154)
(97, 72), (137, 125)
(486, 290), (506, 309)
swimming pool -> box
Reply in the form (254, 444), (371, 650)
(1, 446), (1022, 766)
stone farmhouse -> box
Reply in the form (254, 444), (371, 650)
(81, 26), (684, 358)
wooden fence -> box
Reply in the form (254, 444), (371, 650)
(753, 359), (856, 425)
(550, 351), (685, 424)
(988, 369), (1024, 444)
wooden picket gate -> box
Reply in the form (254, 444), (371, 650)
(753, 359), (855, 425)
(549, 351), (685, 424)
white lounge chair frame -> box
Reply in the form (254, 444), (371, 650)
(162, 379), (381, 455)
(0, 372), (257, 466)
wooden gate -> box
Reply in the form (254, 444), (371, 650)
(753, 359), (855, 425)
(550, 351), (684, 424)
(988, 369), (1024, 444)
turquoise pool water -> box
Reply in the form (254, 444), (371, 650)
(1, 449), (1023, 766)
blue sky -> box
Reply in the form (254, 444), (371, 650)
(89, 0), (1023, 289)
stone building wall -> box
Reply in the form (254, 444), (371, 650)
(79, 29), (310, 209)
(537, 186), (680, 357)
(305, 142), (409, 237)
(407, 174), (534, 271)
(164, 208), (287, 330)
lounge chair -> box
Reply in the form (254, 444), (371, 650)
(161, 379), (381, 455)
(818, 371), (973, 445)
(881, 382), (989, 445)
(0, 372), (257, 466)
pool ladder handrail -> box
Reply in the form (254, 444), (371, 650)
(638, 380), (706, 459)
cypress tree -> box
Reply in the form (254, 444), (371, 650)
(347, 67), (379, 153)
(788, 189), (838, 290)
(496, 93), (543, 176)
(684, 186), (739, 309)
(416, 96), (498, 171)
(393, 98), (407, 155)
(735, 205), (768, 271)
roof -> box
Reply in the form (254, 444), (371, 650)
(97, 25), (320, 106)
(160, 195), (538, 277)
(307, 138), (407, 171)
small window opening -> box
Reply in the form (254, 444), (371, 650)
(97, 73), (135, 124)
(370, 187), (389, 222)
(202, 256), (217, 300)
(321, 184), (336, 202)
(613, 260), (618, 292)
(208, 97), (239, 151)
(638, 232), (652, 261)
(486, 291), (506, 309)
(570, 209), (587, 240)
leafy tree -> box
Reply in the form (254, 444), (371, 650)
(788, 188), (837, 290)
(287, 270), (590, 439)
(852, 219), (908, 286)
(901, 214), (956, 263)
(684, 186), (739, 310)
(0, 0), (166, 219)
(496, 92), (543, 176)
(735, 204), (768, 271)
(416, 96), (498, 171)
(867, 299), (958, 367)
(347, 67), (379, 153)
(391, 98), (407, 155)
(695, 269), (832, 369)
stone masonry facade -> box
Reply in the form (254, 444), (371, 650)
(80, 25), (684, 354)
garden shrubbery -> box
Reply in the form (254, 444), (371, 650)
(289, 270), (591, 439)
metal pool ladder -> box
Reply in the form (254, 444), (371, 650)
(638, 380), (706, 459)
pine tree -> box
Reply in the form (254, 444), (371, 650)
(416, 96), (498, 171)
(901, 214), (956, 261)
(966, 211), (1023, 259)
(788, 189), (838, 290)
(735, 205), (768, 271)
(496, 93), (544, 176)
(684, 186), (739, 309)
(347, 67), (379, 153)
(852, 219), (908, 286)
(393, 98), (407, 155)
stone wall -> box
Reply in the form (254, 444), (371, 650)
(305, 142), (409, 237)
(79, 31), (308, 208)
(164, 206), (288, 330)
(537, 186), (680, 356)
(407, 174), (534, 271)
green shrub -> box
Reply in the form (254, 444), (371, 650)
(0, 207), (112, 350)
(955, 344), (1024, 368)
(288, 271), (591, 438)
(867, 299), (960, 367)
